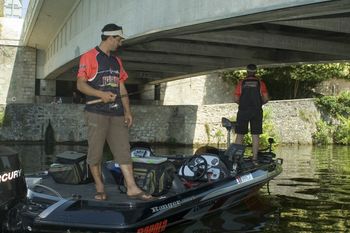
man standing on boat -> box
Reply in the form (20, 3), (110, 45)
(77, 23), (153, 201)
(233, 64), (269, 163)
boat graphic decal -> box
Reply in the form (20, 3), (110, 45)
(236, 173), (253, 184)
(201, 170), (268, 201)
(0, 169), (22, 183)
(137, 219), (168, 233)
(151, 200), (181, 213)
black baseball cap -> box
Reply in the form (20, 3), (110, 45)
(247, 64), (257, 72)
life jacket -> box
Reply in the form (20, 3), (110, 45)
(239, 76), (263, 110)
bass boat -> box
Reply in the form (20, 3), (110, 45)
(0, 118), (282, 233)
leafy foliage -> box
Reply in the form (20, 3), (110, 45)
(314, 91), (350, 145)
(214, 129), (224, 147)
(333, 116), (350, 145)
(313, 120), (333, 145)
(221, 63), (350, 100)
(315, 91), (350, 118)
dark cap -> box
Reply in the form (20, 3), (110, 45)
(247, 64), (257, 72)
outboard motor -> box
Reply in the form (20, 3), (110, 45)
(0, 146), (27, 227)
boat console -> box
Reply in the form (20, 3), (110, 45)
(178, 153), (229, 181)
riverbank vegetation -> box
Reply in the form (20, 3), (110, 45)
(313, 91), (350, 145)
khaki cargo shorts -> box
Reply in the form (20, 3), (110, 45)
(85, 111), (132, 165)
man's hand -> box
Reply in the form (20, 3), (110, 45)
(77, 79), (117, 104)
(100, 91), (116, 103)
(124, 112), (133, 128)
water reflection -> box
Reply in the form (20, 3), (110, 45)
(3, 143), (350, 232)
(169, 195), (278, 233)
(262, 145), (350, 233)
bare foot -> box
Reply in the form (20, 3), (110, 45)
(94, 192), (108, 200)
(95, 183), (105, 195)
(127, 186), (153, 200)
(127, 191), (154, 201)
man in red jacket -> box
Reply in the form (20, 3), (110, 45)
(234, 64), (269, 163)
(77, 23), (153, 201)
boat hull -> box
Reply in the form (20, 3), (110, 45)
(26, 163), (282, 233)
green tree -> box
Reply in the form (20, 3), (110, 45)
(221, 63), (350, 100)
(315, 91), (350, 118)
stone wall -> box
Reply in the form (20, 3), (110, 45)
(0, 46), (36, 104)
(314, 78), (350, 96)
(162, 73), (233, 105)
(1, 17), (36, 105)
(0, 99), (321, 145)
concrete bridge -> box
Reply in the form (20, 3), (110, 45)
(22, 0), (350, 85)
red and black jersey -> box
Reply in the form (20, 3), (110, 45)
(234, 76), (268, 110)
(77, 46), (128, 116)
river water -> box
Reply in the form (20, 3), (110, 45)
(5, 144), (350, 233)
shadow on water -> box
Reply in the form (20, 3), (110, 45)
(3, 143), (350, 233)
(44, 119), (55, 155)
(167, 195), (279, 233)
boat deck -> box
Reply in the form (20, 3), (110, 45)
(31, 174), (182, 203)
(29, 158), (267, 204)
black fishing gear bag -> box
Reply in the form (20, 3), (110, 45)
(48, 151), (92, 185)
(133, 159), (176, 196)
(108, 157), (176, 197)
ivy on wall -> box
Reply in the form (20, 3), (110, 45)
(313, 91), (350, 145)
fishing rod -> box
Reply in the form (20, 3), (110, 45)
(86, 78), (199, 105)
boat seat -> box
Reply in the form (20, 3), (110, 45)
(171, 175), (187, 193)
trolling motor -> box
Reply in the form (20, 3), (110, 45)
(257, 138), (277, 164)
(268, 138), (274, 152)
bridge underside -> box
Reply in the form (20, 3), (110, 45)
(30, 0), (350, 84)
(117, 0), (350, 83)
